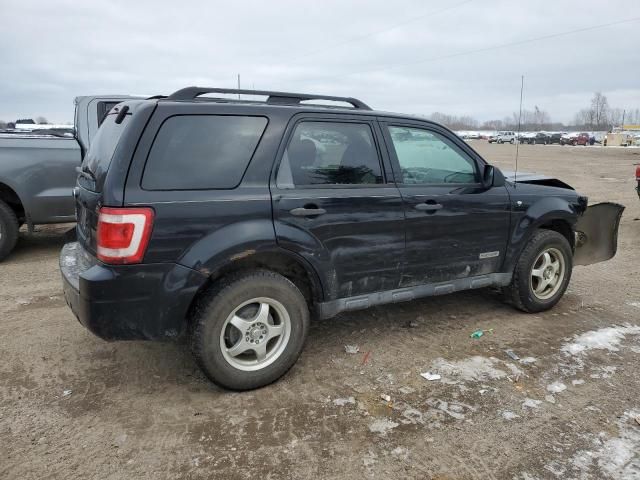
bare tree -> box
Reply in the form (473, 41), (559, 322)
(0, 120), (7, 129)
(36, 116), (49, 124)
(590, 92), (609, 127)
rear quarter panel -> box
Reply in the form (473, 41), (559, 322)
(0, 136), (80, 223)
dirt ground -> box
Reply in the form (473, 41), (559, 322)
(1, 143), (639, 480)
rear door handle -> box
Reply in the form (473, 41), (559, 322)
(290, 207), (327, 217)
(414, 203), (443, 211)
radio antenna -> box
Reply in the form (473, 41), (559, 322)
(514, 75), (524, 185)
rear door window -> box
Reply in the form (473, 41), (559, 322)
(142, 115), (268, 190)
(276, 121), (383, 188)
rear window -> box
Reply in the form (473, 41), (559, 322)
(142, 115), (268, 190)
(83, 113), (129, 186)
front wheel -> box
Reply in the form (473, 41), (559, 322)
(509, 138), (515, 144)
(191, 270), (309, 390)
(505, 230), (573, 313)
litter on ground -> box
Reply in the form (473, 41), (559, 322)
(420, 372), (441, 381)
(344, 345), (360, 354)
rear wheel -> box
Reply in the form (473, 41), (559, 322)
(191, 270), (309, 390)
(505, 230), (572, 313)
(0, 200), (19, 261)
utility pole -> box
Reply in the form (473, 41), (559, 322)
(237, 74), (241, 99)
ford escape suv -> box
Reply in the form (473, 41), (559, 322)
(60, 87), (624, 391)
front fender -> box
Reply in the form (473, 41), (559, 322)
(503, 196), (578, 273)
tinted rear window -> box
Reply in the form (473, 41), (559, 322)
(83, 113), (129, 187)
(142, 115), (268, 190)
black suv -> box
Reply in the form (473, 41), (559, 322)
(61, 87), (623, 390)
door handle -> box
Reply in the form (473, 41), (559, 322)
(290, 207), (327, 217)
(415, 203), (443, 211)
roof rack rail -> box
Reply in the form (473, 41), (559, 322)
(166, 86), (372, 110)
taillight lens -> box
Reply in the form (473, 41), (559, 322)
(96, 207), (154, 264)
(636, 165), (640, 181)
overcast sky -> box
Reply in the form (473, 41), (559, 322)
(1, 0), (639, 124)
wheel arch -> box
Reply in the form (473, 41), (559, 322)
(0, 180), (26, 222)
(186, 248), (325, 326)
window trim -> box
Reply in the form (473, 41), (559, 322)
(140, 113), (269, 191)
(381, 121), (483, 187)
(274, 117), (389, 190)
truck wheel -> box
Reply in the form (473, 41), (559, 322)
(191, 269), (309, 390)
(506, 230), (572, 313)
(509, 139), (515, 144)
(0, 200), (19, 261)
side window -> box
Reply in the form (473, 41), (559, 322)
(387, 126), (477, 184)
(142, 115), (267, 190)
(277, 121), (383, 188)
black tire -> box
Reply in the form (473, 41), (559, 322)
(505, 229), (573, 313)
(0, 200), (19, 261)
(191, 269), (310, 390)
(509, 138), (515, 144)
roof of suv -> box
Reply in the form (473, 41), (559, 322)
(138, 86), (439, 126)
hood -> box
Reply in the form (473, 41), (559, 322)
(501, 170), (574, 190)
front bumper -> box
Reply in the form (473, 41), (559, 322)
(60, 242), (207, 341)
(574, 202), (625, 266)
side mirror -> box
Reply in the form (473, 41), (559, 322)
(481, 165), (494, 189)
(481, 165), (505, 188)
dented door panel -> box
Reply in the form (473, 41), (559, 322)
(574, 202), (625, 266)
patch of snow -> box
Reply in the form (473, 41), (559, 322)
(519, 357), (537, 365)
(627, 301), (640, 308)
(561, 325), (640, 355)
(547, 381), (567, 393)
(502, 411), (519, 420)
(545, 395), (556, 404)
(344, 345), (359, 354)
(368, 418), (399, 435)
(362, 450), (378, 467)
(420, 372), (441, 381)
(553, 409), (640, 479)
(391, 446), (409, 460)
(572, 379), (585, 385)
(429, 356), (522, 383)
(522, 398), (543, 409)
(333, 397), (355, 406)
(427, 398), (476, 420)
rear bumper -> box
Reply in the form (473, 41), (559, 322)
(60, 242), (207, 341)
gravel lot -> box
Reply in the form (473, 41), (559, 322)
(1, 143), (639, 479)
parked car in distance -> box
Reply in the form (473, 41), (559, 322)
(522, 132), (550, 145)
(561, 132), (590, 146)
(60, 86), (624, 391)
(495, 131), (517, 144)
(0, 95), (139, 260)
(636, 164), (640, 199)
(487, 132), (498, 143)
(548, 133), (563, 144)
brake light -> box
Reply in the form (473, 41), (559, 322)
(97, 207), (154, 264)
(636, 165), (640, 181)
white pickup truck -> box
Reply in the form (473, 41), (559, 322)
(0, 95), (138, 260)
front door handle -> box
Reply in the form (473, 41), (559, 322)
(415, 203), (443, 211)
(290, 207), (327, 217)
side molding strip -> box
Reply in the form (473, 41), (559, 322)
(317, 273), (512, 319)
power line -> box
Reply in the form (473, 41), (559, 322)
(286, 0), (475, 63)
(333, 16), (640, 79)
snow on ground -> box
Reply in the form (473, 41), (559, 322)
(561, 325), (640, 356)
(428, 356), (523, 383)
(548, 409), (640, 479)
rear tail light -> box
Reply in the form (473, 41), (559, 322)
(97, 207), (154, 264)
(636, 165), (640, 181)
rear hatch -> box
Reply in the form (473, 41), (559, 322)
(75, 104), (133, 255)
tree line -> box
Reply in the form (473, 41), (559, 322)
(430, 92), (639, 131)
